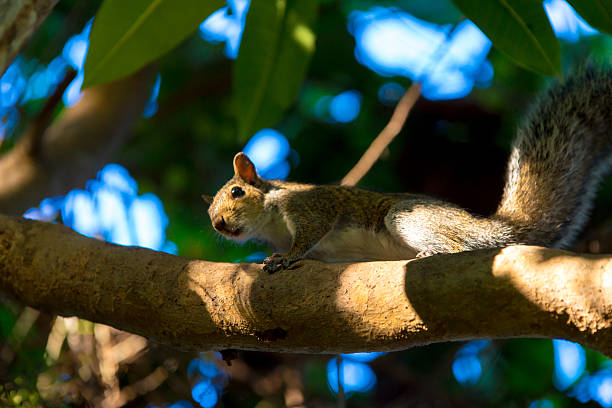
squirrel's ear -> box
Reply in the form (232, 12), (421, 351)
(201, 194), (214, 206)
(233, 152), (259, 185)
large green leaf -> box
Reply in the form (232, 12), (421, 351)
(567, 0), (612, 36)
(234, 0), (318, 140)
(452, 0), (561, 76)
(83, 0), (223, 88)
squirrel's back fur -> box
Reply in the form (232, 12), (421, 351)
(495, 65), (612, 248)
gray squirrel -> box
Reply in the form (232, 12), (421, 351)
(205, 65), (612, 273)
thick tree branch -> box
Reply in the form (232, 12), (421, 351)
(0, 0), (58, 76)
(0, 214), (609, 356)
(0, 67), (156, 215)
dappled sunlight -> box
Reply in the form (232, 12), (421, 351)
(378, 82), (405, 106)
(292, 22), (316, 54)
(554, 339), (586, 390)
(61, 20), (162, 114)
(24, 164), (177, 254)
(569, 364), (612, 407)
(22, 58), (70, 102)
(492, 247), (612, 334)
(334, 261), (425, 335)
(326, 356), (376, 395)
(491, 246), (600, 299)
(544, 0), (598, 42)
(341, 352), (387, 362)
(552, 339), (612, 407)
(0, 51), (73, 139)
(349, 9), (449, 78)
(346, 0), (600, 102)
(1, 55), (67, 139)
(452, 340), (489, 386)
(326, 352), (387, 398)
(0, 18), (161, 143)
(311, 89), (363, 124)
(530, 399), (555, 408)
(142, 74), (161, 118)
(489, 247), (612, 406)
(348, 8), (492, 100)
(61, 20), (91, 107)
(186, 352), (228, 408)
(329, 90), (362, 123)
(199, 0), (249, 59)
(184, 261), (261, 342)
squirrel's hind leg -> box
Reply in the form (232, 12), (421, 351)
(384, 199), (493, 257)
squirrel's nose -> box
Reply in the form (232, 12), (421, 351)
(213, 216), (226, 232)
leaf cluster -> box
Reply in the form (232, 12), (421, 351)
(83, 0), (612, 140)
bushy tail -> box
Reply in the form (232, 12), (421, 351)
(494, 64), (612, 248)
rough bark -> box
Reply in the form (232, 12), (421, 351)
(0, 67), (156, 215)
(0, 215), (609, 357)
(0, 0), (58, 76)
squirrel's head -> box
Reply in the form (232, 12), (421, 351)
(204, 153), (266, 242)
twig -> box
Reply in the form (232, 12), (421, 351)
(341, 18), (462, 187)
(282, 366), (306, 407)
(24, 68), (77, 157)
(101, 364), (171, 408)
(0, 306), (40, 365)
(341, 82), (421, 186)
(95, 324), (119, 393)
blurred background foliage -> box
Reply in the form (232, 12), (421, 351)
(0, 0), (612, 406)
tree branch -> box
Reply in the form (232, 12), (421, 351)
(0, 0), (59, 76)
(0, 66), (156, 215)
(0, 215), (609, 356)
(22, 68), (77, 157)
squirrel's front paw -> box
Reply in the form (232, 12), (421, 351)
(263, 254), (298, 274)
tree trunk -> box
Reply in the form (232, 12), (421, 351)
(0, 0), (59, 76)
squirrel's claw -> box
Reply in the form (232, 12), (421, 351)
(415, 250), (435, 258)
(263, 255), (298, 274)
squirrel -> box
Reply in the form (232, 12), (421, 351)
(204, 65), (612, 273)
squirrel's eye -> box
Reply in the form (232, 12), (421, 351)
(231, 186), (245, 198)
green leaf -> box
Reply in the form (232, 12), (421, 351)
(452, 0), (561, 76)
(83, 0), (223, 88)
(234, 0), (318, 140)
(567, 0), (612, 36)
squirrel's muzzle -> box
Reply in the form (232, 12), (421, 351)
(212, 216), (242, 237)
(213, 216), (226, 232)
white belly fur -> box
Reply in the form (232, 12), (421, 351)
(306, 227), (417, 262)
